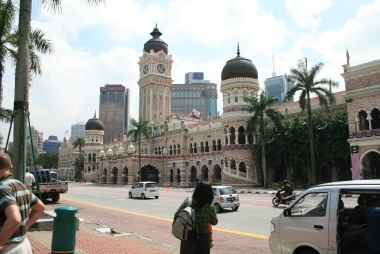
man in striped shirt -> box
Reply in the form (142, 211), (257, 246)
(0, 151), (45, 253)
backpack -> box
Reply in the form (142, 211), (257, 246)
(172, 197), (197, 241)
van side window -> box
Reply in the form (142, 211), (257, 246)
(290, 192), (328, 217)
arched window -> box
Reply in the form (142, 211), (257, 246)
(212, 140), (217, 151)
(371, 108), (380, 129)
(200, 141), (204, 153)
(92, 153), (96, 162)
(194, 142), (198, 154)
(205, 141), (209, 152)
(238, 126), (245, 144)
(169, 145), (173, 155)
(189, 143), (193, 154)
(358, 110), (369, 131)
(178, 144), (181, 155)
(239, 161), (246, 173)
(88, 153), (91, 162)
(217, 139), (222, 151)
(230, 127), (236, 144)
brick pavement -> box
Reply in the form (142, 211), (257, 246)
(27, 220), (179, 254)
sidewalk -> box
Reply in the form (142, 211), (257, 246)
(28, 220), (178, 254)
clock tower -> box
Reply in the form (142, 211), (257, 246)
(138, 26), (173, 123)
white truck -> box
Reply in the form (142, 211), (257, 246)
(31, 170), (68, 202)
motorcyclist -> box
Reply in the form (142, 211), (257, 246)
(279, 180), (292, 203)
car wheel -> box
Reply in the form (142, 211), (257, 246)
(232, 206), (239, 211)
(214, 203), (222, 213)
(141, 193), (145, 199)
(155, 196), (159, 199)
(129, 192), (132, 198)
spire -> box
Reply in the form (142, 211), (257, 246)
(346, 48), (350, 65)
(94, 110), (96, 118)
(237, 43), (240, 57)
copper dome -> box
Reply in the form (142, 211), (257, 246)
(85, 114), (104, 131)
(143, 26), (168, 54)
(221, 46), (258, 81)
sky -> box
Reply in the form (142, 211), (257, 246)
(1, 0), (380, 145)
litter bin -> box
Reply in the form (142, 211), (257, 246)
(51, 206), (78, 254)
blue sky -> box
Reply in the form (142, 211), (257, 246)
(1, 0), (380, 145)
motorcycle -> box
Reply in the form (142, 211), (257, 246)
(272, 189), (297, 207)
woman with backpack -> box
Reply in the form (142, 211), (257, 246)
(174, 182), (218, 254)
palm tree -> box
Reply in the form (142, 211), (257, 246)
(245, 92), (283, 188)
(73, 136), (85, 181)
(284, 58), (338, 185)
(127, 118), (151, 182)
(12, 0), (104, 181)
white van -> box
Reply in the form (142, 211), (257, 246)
(269, 180), (380, 254)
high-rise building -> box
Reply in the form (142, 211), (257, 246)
(70, 122), (85, 141)
(264, 75), (294, 106)
(26, 126), (43, 155)
(185, 72), (210, 84)
(99, 84), (130, 144)
(171, 82), (218, 120)
(43, 135), (62, 154)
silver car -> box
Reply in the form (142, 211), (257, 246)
(212, 186), (240, 213)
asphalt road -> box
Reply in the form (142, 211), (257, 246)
(45, 183), (282, 254)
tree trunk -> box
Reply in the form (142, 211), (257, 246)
(12, 0), (31, 181)
(307, 94), (316, 185)
(138, 137), (141, 182)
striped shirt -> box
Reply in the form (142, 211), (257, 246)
(0, 174), (39, 243)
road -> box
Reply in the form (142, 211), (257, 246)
(46, 183), (283, 253)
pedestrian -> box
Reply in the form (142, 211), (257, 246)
(0, 151), (45, 253)
(25, 167), (35, 192)
(174, 182), (218, 254)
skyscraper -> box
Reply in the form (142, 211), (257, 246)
(171, 82), (218, 120)
(70, 122), (85, 141)
(185, 72), (210, 84)
(99, 84), (130, 144)
(264, 75), (294, 106)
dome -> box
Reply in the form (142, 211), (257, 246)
(143, 26), (168, 54)
(127, 142), (135, 154)
(221, 46), (258, 81)
(117, 145), (125, 155)
(106, 148), (113, 156)
(85, 113), (104, 131)
(99, 149), (105, 157)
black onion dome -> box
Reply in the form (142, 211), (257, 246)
(85, 113), (104, 131)
(143, 26), (168, 54)
(221, 45), (258, 81)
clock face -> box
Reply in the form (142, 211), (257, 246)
(143, 64), (148, 74)
(157, 64), (166, 73)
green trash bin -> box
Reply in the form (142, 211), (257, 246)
(51, 206), (78, 254)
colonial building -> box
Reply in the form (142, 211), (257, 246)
(342, 59), (380, 179)
(57, 26), (380, 185)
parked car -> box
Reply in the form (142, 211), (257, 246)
(128, 181), (159, 199)
(212, 185), (240, 213)
(269, 179), (380, 254)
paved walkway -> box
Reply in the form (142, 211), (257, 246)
(28, 220), (178, 254)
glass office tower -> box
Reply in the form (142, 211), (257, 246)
(99, 84), (130, 144)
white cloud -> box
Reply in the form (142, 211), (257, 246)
(285, 0), (332, 29)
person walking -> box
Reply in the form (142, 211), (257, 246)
(174, 182), (218, 254)
(0, 151), (45, 253)
(25, 167), (35, 192)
